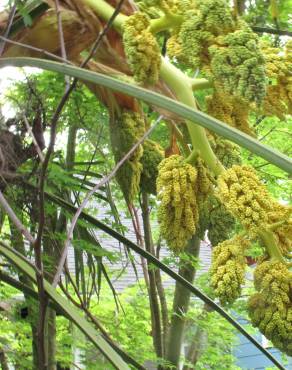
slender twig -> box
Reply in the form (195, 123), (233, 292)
(252, 26), (292, 37)
(54, 0), (67, 61)
(0, 5), (16, 56)
(54, 0), (70, 89)
(0, 36), (73, 64)
(52, 116), (162, 287)
(23, 114), (45, 162)
(0, 190), (35, 244)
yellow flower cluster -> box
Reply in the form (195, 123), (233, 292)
(140, 139), (164, 195)
(206, 92), (253, 135)
(167, 0), (266, 104)
(209, 135), (242, 168)
(209, 27), (266, 104)
(123, 12), (161, 85)
(210, 236), (248, 305)
(156, 155), (198, 251)
(137, 0), (184, 14)
(110, 110), (145, 204)
(196, 158), (213, 200)
(217, 165), (273, 234)
(177, 0), (235, 67)
(207, 195), (236, 247)
(248, 260), (292, 356)
(261, 41), (292, 119)
(267, 202), (292, 256)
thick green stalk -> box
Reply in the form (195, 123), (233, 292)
(160, 59), (224, 175)
(191, 78), (213, 91)
(259, 230), (285, 263)
(82, 0), (127, 32)
(150, 13), (183, 33)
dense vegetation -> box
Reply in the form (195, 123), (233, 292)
(0, 0), (291, 369)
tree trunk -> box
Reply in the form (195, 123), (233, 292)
(141, 192), (163, 361)
(155, 243), (169, 355)
(45, 308), (57, 370)
(9, 219), (39, 369)
(165, 235), (200, 368)
(0, 348), (9, 370)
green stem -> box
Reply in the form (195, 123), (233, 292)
(160, 59), (225, 176)
(149, 13), (183, 34)
(191, 78), (213, 91)
(81, 0), (127, 32)
(185, 149), (198, 165)
(258, 229), (285, 263)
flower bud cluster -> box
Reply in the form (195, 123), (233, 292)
(156, 155), (199, 251)
(217, 165), (272, 234)
(123, 12), (161, 85)
(248, 260), (292, 356)
(140, 139), (164, 195)
(111, 110), (145, 203)
(207, 195), (236, 247)
(210, 236), (248, 305)
(261, 41), (292, 119)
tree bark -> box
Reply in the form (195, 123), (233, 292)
(46, 308), (57, 370)
(0, 348), (9, 370)
(165, 235), (200, 369)
(155, 243), (169, 355)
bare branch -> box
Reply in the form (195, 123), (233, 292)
(0, 190), (35, 244)
(252, 26), (292, 37)
(0, 4), (16, 56)
(23, 114), (45, 162)
(0, 35), (73, 64)
(54, 0), (70, 89)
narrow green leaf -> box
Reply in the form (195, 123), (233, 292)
(0, 244), (131, 370)
(0, 57), (291, 174)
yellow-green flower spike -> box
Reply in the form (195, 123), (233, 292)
(248, 260), (292, 356)
(178, 0), (235, 68)
(110, 110), (145, 204)
(210, 236), (248, 305)
(122, 12), (161, 85)
(209, 26), (266, 104)
(210, 135), (242, 168)
(267, 202), (292, 256)
(140, 139), (164, 195)
(217, 165), (273, 234)
(261, 40), (292, 119)
(207, 195), (236, 247)
(156, 155), (199, 252)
